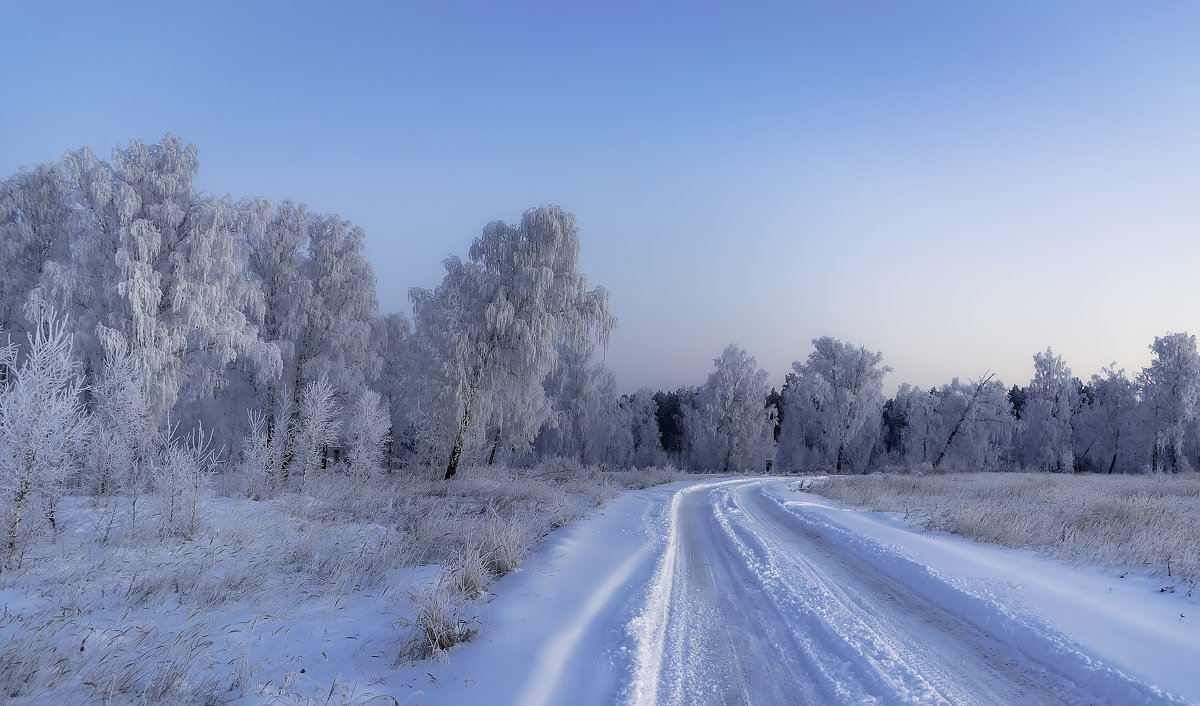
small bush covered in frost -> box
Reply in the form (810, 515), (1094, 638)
(399, 575), (480, 662)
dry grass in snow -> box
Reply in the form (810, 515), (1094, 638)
(803, 472), (1200, 589)
(0, 461), (684, 704)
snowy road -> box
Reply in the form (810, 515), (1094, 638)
(398, 478), (1197, 705)
(631, 479), (1172, 705)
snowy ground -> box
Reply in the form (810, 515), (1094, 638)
(393, 477), (1198, 705)
(6, 476), (1196, 704)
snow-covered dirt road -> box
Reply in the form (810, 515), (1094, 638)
(397, 478), (1198, 705)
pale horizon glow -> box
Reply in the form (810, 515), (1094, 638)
(3, 1), (1198, 396)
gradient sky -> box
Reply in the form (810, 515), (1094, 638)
(3, 1), (1199, 394)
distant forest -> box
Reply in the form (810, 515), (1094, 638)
(2, 135), (1198, 509)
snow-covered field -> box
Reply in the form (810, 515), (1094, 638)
(806, 472), (1200, 583)
(0, 465), (682, 704)
(4, 474), (1197, 704)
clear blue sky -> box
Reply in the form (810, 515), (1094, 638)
(3, 1), (1199, 394)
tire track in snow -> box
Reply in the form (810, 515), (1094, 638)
(517, 544), (652, 706)
(626, 478), (1181, 705)
(626, 478), (751, 705)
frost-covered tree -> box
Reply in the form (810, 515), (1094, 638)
(652, 388), (695, 460)
(683, 344), (775, 473)
(236, 198), (311, 414)
(30, 136), (279, 421)
(884, 384), (938, 466)
(153, 424), (215, 541)
(237, 199), (378, 472)
(539, 331), (622, 465)
(586, 368), (633, 466)
(410, 206), (613, 479)
(87, 341), (155, 498)
(0, 163), (74, 344)
(779, 337), (890, 472)
(239, 409), (271, 498)
(370, 312), (412, 468)
(344, 388), (390, 484)
(1076, 365), (1143, 473)
(930, 375), (1014, 471)
(1017, 348), (1078, 471)
(293, 212), (379, 400)
(625, 388), (663, 468)
(293, 374), (342, 490)
(0, 315), (87, 566)
(1139, 332), (1200, 473)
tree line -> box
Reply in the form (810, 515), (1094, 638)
(652, 333), (1200, 475)
(1, 135), (1197, 555)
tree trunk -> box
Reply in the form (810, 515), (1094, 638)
(6, 462), (34, 563)
(934, 373), (994, 470)
(445, 360), (489, 480)
(487, 424), (501, 466)
(445, 404), (471, 480)
(1151, 432), (1160, 473)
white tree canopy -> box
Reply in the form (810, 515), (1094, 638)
(1017, 348), (1078, 472)
(683, 344), (774, 473)
(28, 136), (278, 421)
(779, 337), (890, 472)
(410, 206), (614, 479)
(1140, 332), (1200, 473)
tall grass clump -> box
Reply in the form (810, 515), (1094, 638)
(805, 472), (1200, 585)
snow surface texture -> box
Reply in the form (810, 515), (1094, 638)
(8, 477), (1193, 703)
(400, 478), (1197, 705)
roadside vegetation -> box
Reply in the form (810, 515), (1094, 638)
(0, 462), (683, 705)
(803, 472), (1200, 588)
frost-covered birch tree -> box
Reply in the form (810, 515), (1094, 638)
(293, 374), (341, 491)
(883, 384), (939, 467)
(929, 375), (1013, 471)
(236, 198), (311, 415)
(683, 344), (774, 473)
(31, 136), (279, 421)
(344, 388), (390, 484)
(1139, 332), (1200, 473)
(87, 341), (155, 498)
(625, 388), (663, 468)
(778, 337), (889, 472)
(0, 163), (74, 345)
(370, 312), (412, 468)
(0, 315), (87, 567)
(539, 331), (621, 465)
(410, 206), (613, 479)
(1017, 348), (1078, 471)
(1076, 365), (1142, 473)
(294, 212), (379, 399)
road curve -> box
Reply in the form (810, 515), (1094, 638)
(625, 478), (1179, 706)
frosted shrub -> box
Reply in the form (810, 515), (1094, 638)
(483, 507), (530, 575)
(154, 424), (215, 541)
(293, 373), (340, 491)
(399, 575), (479, 662)
(0, 314), (87, 568)
(448, 544), (491, 599)
(344, 388), (390, 485)
(87, 341), (154, 499)
(240, 409), (270, 498)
